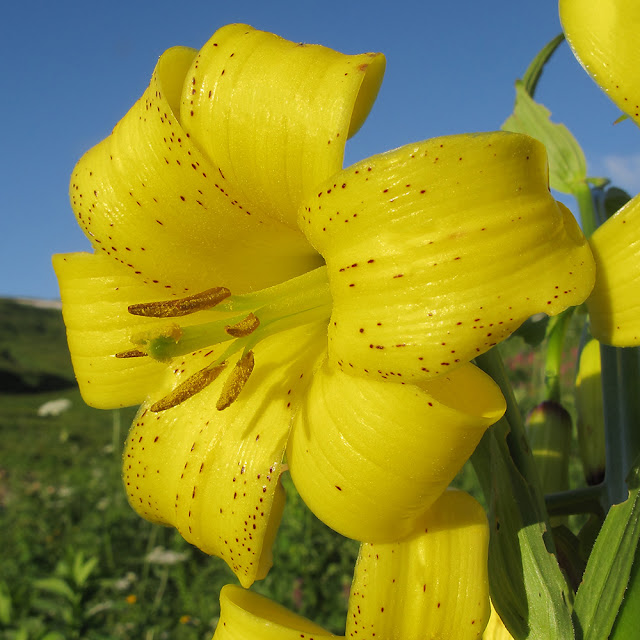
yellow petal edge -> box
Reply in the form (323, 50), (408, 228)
(123, 323), (326, 587)
(587, 195), (640, 345)
(53, 252), (168, 408)
(288, 358), (505, 542)
(69, 24), (384, 296)
(346, 489), (490, 640)
(300, 132), (595, 383)
(560, 0), (640, 126)
(213, 585), (338, 640)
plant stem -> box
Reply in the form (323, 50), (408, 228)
(545, 486), (606, 518)
(574, 181), (597, 238)
(600, 345), (640, 507)
(476, 348), (548, 518)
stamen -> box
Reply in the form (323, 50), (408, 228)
(216, 351), (255, 411)
(115, 348), (148, 358)
(151, 363), (227, 412)
(128, 287), (231, 318)
(225, 312), (260, 338)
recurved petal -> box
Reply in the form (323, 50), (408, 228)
(123, 322), (326, 587)
(346, 490), (490, 640)
(181, 24), (386, 229)
(52, 252), (169, 409)
(212, 585), (338, 639)
(560, 0), (640, 126)
(587, 194), (640, 345)
(299, 132), (595, 382)
(287, 358), (505, 542)
(71, 44), (321, 295)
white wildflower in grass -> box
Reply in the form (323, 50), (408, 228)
(37, 398), (72, 417)
(145, 546), (189, 566)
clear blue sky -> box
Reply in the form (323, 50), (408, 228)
(2, 0), (638, 300)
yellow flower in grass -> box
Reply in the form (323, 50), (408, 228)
(560, 0), (640, 345)
(54, 24), (594, 587)
(212, 490), (490, 640)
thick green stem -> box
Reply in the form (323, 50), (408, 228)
(545, 486), (606, 518)
(601, 345), (640, 507)
(574, 181), (597, 238)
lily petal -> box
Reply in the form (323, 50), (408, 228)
(287, 358), (505, 542)
(53, 252), (169, 408)
(123, 322), (326, 587)
(560, 0), (640, 126)
(587, 194), (640, 345)
(182, 24), (386, 229)
(70, 44), (321, 295)
(346, 489), (490, 640)
(300, 132), (595, 382)
(70, 25), (385, 295)
(213, 584), (338, 639)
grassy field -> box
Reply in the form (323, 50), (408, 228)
(0, 299), (585, 639)
(0, 300), (361, 639)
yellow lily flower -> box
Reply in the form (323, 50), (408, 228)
(54, 24), (594, 587)
(212, 490), (491, 640)
(560, 0), (640, 345)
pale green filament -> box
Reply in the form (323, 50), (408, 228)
(137, 266), (331, 362)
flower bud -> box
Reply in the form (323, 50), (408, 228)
(575, 338), (605, 486)
(526, 400), (572, 499)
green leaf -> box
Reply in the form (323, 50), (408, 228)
(573, 457), (640, 639)
(512, 314), (549, 347)
(610, 535), (640, 638)
(502, 81), (587, 194)
(72, 551), (98, 588)
(32, 577), (77, 604)
(521, 34), (565, 97)
(472, 419), (575, 639)
(603, 187), (632, 219)
(586, 177), (610, 189)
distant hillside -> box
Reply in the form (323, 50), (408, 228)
(0, 299), (76, 393)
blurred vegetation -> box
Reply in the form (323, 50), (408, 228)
(0, 299), (586, 639)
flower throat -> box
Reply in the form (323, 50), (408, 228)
(116, 266), (331, 412)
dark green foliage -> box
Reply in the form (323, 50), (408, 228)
(0, 301), (75, 393)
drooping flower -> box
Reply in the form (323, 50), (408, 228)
(212, 490), (491, 640)
(560, 0), (640, 345)
(54, 24), (595, 587)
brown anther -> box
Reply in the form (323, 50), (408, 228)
(115, 349), (148, 358)
(225, 312), (260, 338)
(128, 287), (231, 317)
(216, 351), (255, 411)
(151, 363), (227, 412)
